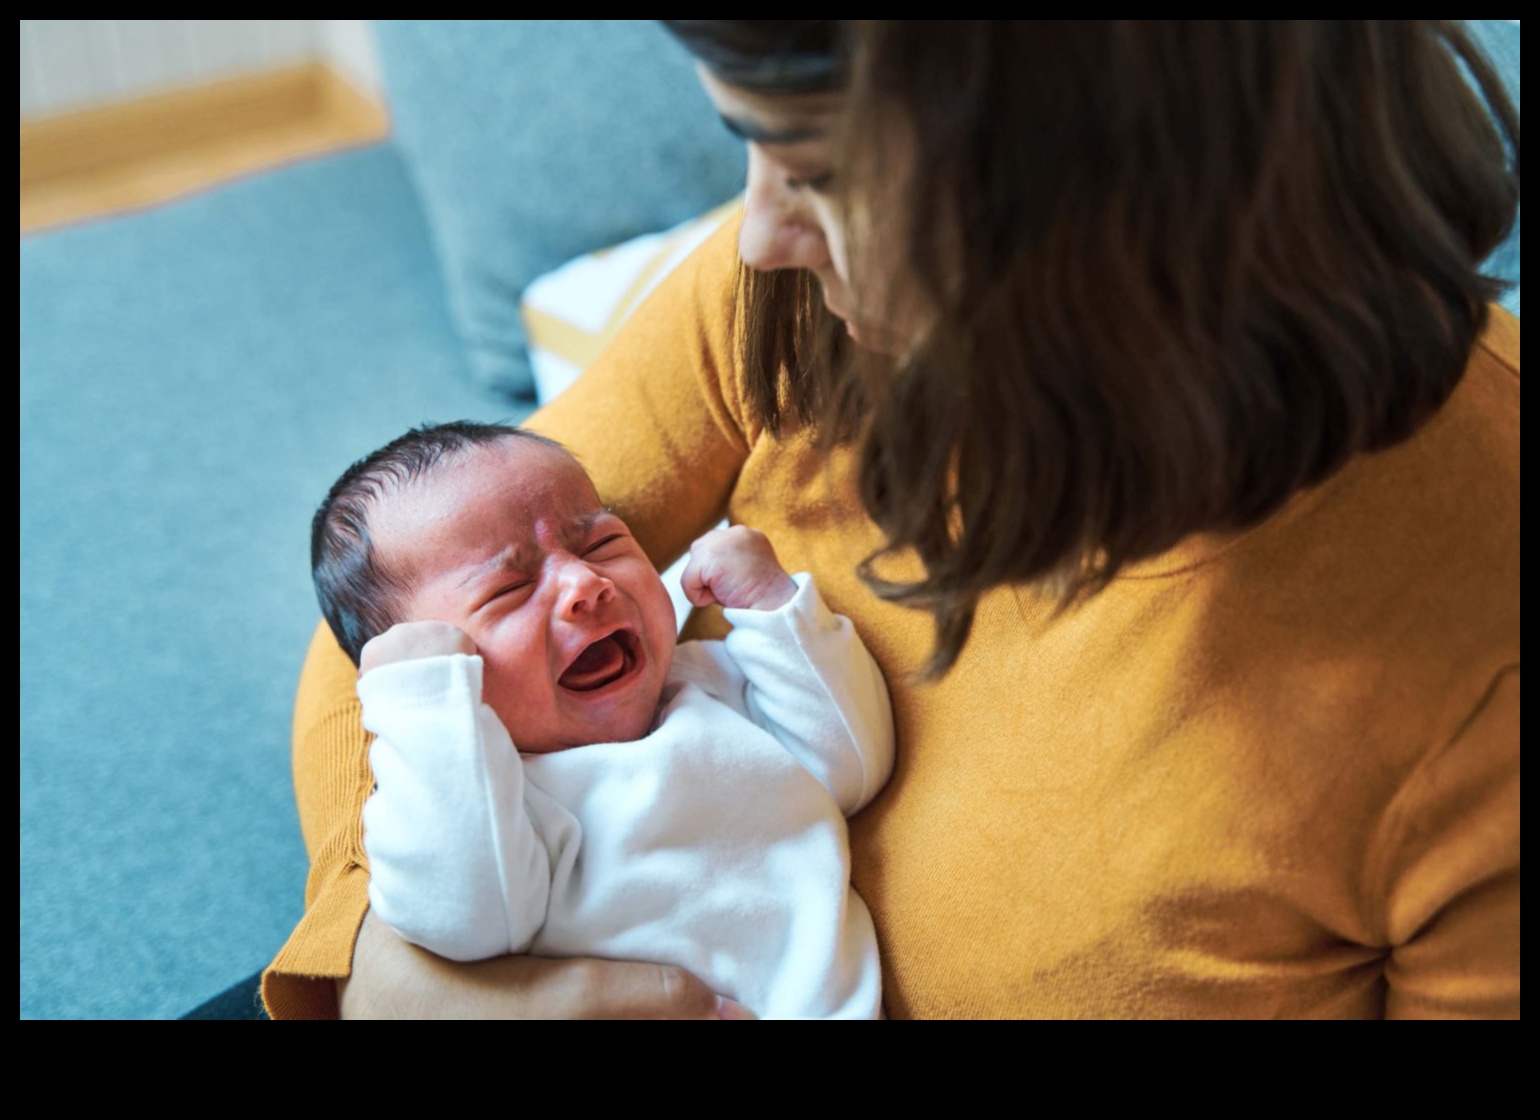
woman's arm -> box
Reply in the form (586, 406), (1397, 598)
(1379, 667), (1519, 1019)
(264, 216), (753, 1019)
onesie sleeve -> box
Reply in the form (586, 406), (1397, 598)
(721, 573), (896, 815)
(1376, 666), (1520, 1019)
(358, 654), (551, 962)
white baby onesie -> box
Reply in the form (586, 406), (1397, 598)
(360, 574), (895, 1019)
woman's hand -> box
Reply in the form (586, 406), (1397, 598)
(337, 908), (756, 1019)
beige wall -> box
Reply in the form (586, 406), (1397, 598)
(19, 19), (381, 120)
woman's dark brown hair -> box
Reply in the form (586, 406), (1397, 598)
(668, 21), (1521, 677)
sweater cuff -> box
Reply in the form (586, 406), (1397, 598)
(261, 859), (370, 1020)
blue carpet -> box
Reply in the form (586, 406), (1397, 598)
(20, 145), (529, 1019)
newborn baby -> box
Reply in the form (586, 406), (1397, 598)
(311, 421), (894, 1019)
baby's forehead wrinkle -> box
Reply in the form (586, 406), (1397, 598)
(453, 508), (610, 590)
(455, 542), (529, 589)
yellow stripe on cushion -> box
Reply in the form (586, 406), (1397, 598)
(523, 199), (740, 403)
(523, 304), (611, 372)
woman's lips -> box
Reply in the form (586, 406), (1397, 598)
(558, 632), (637, 692)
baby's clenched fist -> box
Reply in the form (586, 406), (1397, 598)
(359, 620), (477, 676)
(681, 526), (797, 612)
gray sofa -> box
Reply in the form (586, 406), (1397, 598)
(18, 19), (1517, 1018)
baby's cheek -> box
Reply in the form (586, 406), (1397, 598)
(481, 663), (543, 746)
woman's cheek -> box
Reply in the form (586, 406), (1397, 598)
(818, 200), (853, 283)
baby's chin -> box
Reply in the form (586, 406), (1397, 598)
(596, 692), (666, 746)
(503, 677), (667, 754)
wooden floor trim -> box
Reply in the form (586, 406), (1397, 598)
(19, 62), (389, 235)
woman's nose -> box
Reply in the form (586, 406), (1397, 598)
(556, 560), (615, 618)
(738, 147), (832, 273)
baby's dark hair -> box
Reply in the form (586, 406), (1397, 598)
(312, 420), (566, 665)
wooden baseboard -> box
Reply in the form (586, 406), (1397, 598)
(19, 62), (389, 234)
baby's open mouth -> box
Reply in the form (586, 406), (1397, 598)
(558, 631), (638, 692)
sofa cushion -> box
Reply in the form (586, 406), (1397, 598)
(522, 198), (740, 405)
(375, 20), (746, 397)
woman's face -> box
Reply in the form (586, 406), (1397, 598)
(698, 66), (912, 354)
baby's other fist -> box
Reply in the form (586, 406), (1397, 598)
(681, 525), (798, 612)
(359, 621), (476, 676)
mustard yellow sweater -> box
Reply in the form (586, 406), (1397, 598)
(265, 218), (1520, 1019)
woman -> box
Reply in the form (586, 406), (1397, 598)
(266, 21), (1519, 1018)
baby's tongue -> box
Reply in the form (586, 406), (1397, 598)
(559, 635), (626, 691)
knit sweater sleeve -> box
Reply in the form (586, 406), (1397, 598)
(263, 215), (751, 1018)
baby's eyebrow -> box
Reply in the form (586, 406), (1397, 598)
(574, 507), (627, 538)
(457, 544), (529, 589)
(456, 510), (615, 589)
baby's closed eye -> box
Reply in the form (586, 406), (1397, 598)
(583, 534), (630, 559)
(477, 580), (534, 613)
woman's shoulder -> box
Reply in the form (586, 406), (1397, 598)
(1456, 304), (1520, 456)
(1474, 303), (1520, 379)
(1214, 305), (1518, 748)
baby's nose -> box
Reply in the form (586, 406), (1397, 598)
(558, 562), (615, 616)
